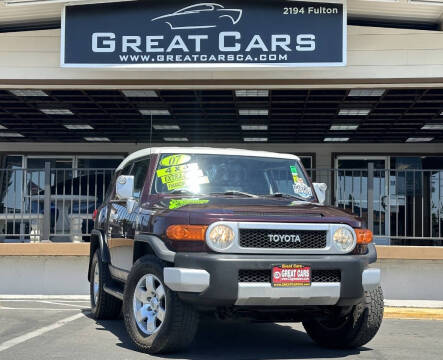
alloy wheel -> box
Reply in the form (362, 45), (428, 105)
(132, 274), (166, 335)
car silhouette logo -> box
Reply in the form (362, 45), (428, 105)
(151, 3), (243, 30)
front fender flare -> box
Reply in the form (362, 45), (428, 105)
(134, 234), (176, 263)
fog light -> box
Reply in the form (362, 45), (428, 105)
(333, 227), (355, 252)
(208, 225), (235, 250)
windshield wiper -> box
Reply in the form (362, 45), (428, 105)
(266, 193), (311, 202)
(170, 189), (198, 195)
(210, 190), (257, 198)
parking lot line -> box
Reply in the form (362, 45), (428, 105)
(0, 312), (86, 353)
(0, 295), (89, 300)
(37, 300), (89, 308)
(0, 307), (82, 311)
(0, 299), (89, 303)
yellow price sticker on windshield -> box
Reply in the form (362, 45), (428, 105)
(161, 170), (204, 184)
(161, 172), (185, 184)
(156, 163), (198, 178)
(167, 180), (187, 191)
(160, 154), (191, 167)
(166, 176), (210, 191)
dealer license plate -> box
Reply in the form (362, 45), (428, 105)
(272, 264), (311, 287)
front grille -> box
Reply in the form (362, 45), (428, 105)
(239, 270), (272, 283)
(238, 269), (341, 283)
(312, 270), (341, 283)
(239, 229), (327, 249)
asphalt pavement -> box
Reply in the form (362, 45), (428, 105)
(1, 297), (443, 360)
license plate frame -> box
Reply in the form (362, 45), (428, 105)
(271, 264), (311, 287)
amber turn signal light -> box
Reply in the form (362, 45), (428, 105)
(166, 225), (208, 241)
(355, 229), (373, 244)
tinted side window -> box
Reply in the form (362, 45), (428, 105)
(121, 163), (133, 176)
(130, 158), (150, 199)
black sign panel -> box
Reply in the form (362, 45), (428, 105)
(62, 0), (346, 67)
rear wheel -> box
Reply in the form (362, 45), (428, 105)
(123, 256), (199, 354)
(303, 286), (384, 349)
(89, 250), (122, 319)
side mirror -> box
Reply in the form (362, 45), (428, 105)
(313, 183), (327, 205)
(116, 175), (134, 201)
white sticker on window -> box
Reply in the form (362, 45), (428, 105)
(293, 183), (312, 198)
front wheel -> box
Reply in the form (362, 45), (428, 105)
(123, 256), (199, 354)
(303, 286), (384, 349)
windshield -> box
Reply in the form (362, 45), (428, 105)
(152, 153), (315, 201)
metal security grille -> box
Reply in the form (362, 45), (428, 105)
(238, 270), (341, 283)
(239, 229), (327, 249)
(0, 164), (114, 242)
(308, 167), (443, 246)
(2, 163), (443, 246)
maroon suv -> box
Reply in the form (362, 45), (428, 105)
(88, 147), (383, 354)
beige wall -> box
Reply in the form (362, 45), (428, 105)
(2, 253), (443, 299)
(0, 26), (443, 88)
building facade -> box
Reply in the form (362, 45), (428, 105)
(0, 0), (443, 245)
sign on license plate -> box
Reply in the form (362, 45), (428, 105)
(272, 264), (311, 287)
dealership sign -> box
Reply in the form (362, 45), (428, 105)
(61, 0), (346, 67)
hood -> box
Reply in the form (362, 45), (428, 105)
(149, 195), (363, 228)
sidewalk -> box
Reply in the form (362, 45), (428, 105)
(1, 296), (443, 320)
(384, 300), (443, 320)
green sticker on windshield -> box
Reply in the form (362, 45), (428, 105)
(290, 166), (299, 183)
(160, 154), (191, 167)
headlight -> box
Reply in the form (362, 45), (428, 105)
(333, 227), (355, 252)
(208, 225), (235, 250)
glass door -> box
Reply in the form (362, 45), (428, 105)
(335, 156), (390, 245)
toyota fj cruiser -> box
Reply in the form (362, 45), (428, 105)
(88, 147), (383, 354)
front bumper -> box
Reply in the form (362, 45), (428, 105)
(164, 244), (379, 308)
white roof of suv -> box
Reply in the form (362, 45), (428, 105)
(116, 147), (300, 171)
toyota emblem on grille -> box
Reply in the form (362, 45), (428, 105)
(267, 234), (301, 243)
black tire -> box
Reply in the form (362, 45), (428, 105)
(89, 250), (122, 319)
(123, 255), (199, 354)
(303, 285), (384, 349)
